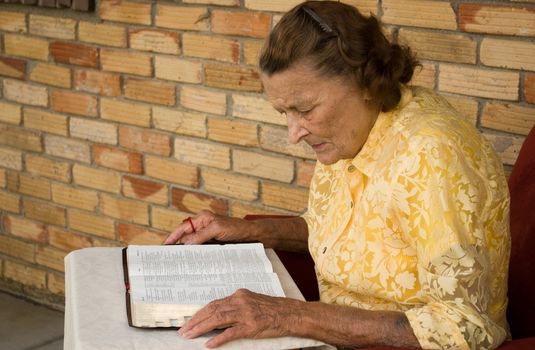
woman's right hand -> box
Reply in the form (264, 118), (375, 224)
(164, 210), (248, 245)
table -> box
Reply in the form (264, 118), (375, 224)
(64, 247), (332, 350)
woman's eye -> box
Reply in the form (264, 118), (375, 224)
(298, 108), (313, 117)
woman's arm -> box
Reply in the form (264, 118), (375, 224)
(178, 289), (420, 349)
(164, 210), (309, 252)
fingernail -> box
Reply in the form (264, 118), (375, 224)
(182, 331), (194, 339)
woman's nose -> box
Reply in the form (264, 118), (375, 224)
(287, 115), (309, 144)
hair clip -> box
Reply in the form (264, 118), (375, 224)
(303, 6), (337, 35)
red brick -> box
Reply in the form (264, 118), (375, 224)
(68, 208), (115, 239)
(154, 56), (202, 84)
(51, 91), (98, 117)
(29, 15), (75, 40)
(0, 56), (26, 79)
(74, 70), (121, 97)
(26, 154), (71, 182)
(382, 0), (457, 30)
(79, 21), (126, 48)
(205, 64), (262, 92)
(3, 79), (48, 107)
(181, 86), (227, 115)
(48, 226), (93, 252)
(24, 197), (66, 227)
(155, 5), (209, 31)
(526, 74), (535, 104)
(0, 12), (26, 33)
(70, 118), (117, 145)
(18, 173), (51, 200)
(124, 78), (176, 106)
(47, 272), (65, 295)
(4, 261), (46, 289)
(262, 182), (308, 212)
(481, 102), (535, 136)
(183, 33), (240, 63)
(145, 156), (199, 187)
(93, 144), (143, 174)
(0, 125), (42, 152)
(129, 28), (180, 54)
(4, 34), (48, 61)
(0, 168), (5, 188)
(122, 175), (167, 204)
(6, 170), (18, 192)
(29, 63), (71, 88)
(212, 10), (271, 38)
(45, 134), (91, 163)
(100, 99), (151, 127)
(119, 126), (171, 156)
(100, 49), (152, 76)
(0, 101), (21, 125)
(117, 223), (166, 245)
(100, 193), (148, 225)
(243, 39), (263, 65)
(297, 161), (315, 188)
(72, 165), (121, 194)
(51, 183), (98, 211)
(151, 206), (189, 232)
(100, 0), (152, 25)
(36, 246), (67, 272)
(171, 188), (228, 215)
(4, 215), (48, 243)
(230, 201), (288, 219)
(185, 0), (239, 5)
(0, 235), (34, 262)
(0, 190), (20, 213)
(174, 138), (230, 169)
(0, 147), (22, 171)
(459, 4), (535, 37)
(50, 41), (98, 68)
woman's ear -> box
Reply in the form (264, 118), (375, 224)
(363, 89), (373, 102)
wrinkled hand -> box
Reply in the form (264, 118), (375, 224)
(178, 289), (302, 348)
(164, 210), (247, 245)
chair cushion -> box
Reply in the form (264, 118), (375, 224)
(507, 126), (535, 339)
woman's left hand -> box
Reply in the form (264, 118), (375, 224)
(178, 289), (302, 348)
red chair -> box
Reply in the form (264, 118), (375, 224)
(245, 125), (535, 349)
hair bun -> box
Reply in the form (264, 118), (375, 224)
(362, 43), (417, 111)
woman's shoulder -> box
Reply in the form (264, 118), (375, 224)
(393, 86), (481, 149)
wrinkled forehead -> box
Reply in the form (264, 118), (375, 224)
(262, 76), (317, 110)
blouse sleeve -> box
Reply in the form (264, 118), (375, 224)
(393, 137), (509, 350)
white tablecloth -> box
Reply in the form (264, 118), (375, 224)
(64, 247), (333, 350)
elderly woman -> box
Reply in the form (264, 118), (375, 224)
(165, 1), (510, 349)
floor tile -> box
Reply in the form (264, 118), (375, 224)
(0, 292), (64, 350)
(30, 338), (63, 350)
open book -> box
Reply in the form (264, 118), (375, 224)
(122, 243), (285, 328)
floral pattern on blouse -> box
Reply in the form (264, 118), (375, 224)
(302, 86), (510, 350)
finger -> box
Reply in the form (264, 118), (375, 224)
(164, 222), (189, 244)
(205, 326), (247, 348)
(178, 299), (223, 335)
(180, 226), (218, 245)
(179, 300), (238, 338)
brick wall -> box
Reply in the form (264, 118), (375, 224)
(0, 0), (534, 307)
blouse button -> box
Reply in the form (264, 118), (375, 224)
(350, 201), (354, 208)
(347, 165), (356, 172)
(322, 247), (327, 254)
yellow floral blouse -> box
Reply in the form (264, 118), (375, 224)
(302, 86), (511, 350)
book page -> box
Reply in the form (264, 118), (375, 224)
(127, 243), (285, 304)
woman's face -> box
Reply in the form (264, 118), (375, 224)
(261, 63), (380, 165)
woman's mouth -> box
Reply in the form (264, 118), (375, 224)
(311, 143), (327, 152)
